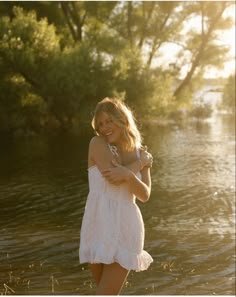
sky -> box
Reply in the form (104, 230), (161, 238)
(152, 3), (235, 79)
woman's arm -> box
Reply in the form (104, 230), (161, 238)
(89, 136), (152, 202)
(88, 136), (116, 171)
(102, 162), (151, 203)
(127, 166), (151, 203)
(101, 147), (152, 203)
(125, 147), (152, 173)
(89, 136), (152, 174)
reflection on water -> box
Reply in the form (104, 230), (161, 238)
(0, 114), (235, 295)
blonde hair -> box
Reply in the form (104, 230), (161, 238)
(91, 98), (142, 151)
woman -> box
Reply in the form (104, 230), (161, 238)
(79, 98), (153, 295)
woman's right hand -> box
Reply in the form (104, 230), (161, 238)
(140, 146), (153, 168)
(102, 160), (131, 185)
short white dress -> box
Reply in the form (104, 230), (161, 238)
(79, 146), (153, 272)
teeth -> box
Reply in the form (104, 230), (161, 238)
(106, 132), (112, 136)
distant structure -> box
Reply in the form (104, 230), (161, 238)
(193, 83), (223, 110)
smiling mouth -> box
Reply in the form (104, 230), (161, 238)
(105, 132), (112, 136)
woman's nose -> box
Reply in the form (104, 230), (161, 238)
(100, 124), (108, 134)
(104, 121), (111, 129)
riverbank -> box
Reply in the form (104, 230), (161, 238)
(1, 108), (234, 141)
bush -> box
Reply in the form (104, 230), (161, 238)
(190, 103), (213, 118)
(0, 6), (117, 134)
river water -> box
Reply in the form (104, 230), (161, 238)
(0, 113), (235, 295)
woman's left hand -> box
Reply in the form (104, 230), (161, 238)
(101, 160), (131, 185)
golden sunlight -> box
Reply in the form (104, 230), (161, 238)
(153, 3), (235, 79)
(214, 4), (235, 78)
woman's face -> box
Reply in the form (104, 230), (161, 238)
(97, 112), (123, 146)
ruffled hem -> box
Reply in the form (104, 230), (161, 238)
(79, 243), (153, 272)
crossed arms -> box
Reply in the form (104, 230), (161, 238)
(88, 136), (153, 203)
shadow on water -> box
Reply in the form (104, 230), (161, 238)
(0, 114), (235, 295)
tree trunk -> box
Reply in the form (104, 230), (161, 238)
(60, 1), (86, 42)
(60, 2), (77, 41)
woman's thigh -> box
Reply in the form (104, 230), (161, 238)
(96, 262), (130, 295)
(88, 263), (104, 286)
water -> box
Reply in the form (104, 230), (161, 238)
(0, 114), (235, 295)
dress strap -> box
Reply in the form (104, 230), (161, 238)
(136, 147), (140, 159)
(107, 143), (119, 157)
(108, 144), (140, 159)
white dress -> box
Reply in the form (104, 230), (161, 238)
(79, 147), (153, 272)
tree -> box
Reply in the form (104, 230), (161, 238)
(0, 2), (234, 135)
(110, 1), (187, 66)
(173, 1), (234, 99)
(0, 6), (116, 132)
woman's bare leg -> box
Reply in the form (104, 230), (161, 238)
(96, 262), (130, 295)
(88, 263), (104, 286)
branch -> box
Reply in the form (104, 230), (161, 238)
(70, 2), (82, 41)
(146, 11), (171, 67)
(200, 2), (205, 37)
(127, 2), (133, 46)
(165, 40), (189, 51)
(138, 2), (156, 48)
(60, 2), (77, 41)
(81, 11), (87, 27)
(174, 2), (229, 98)
(70, 2), (87, 41)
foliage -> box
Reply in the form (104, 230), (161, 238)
(114, 48), (155, 110)
(222, 74), (236, 112)
(190, 103), (213, 118)
(144, 73), (176, 117)
(0, 2), (234, 136)
(0, 6), (117, 133)
(173, 1), (233, 99)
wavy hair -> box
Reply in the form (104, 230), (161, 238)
(91, 98), (142, 151)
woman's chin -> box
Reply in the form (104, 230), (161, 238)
(108, 140), (115, 145)
(106, 136), (115, 144)
(106, 135), (120, 147)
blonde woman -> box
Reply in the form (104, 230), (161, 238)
(79, 98), (153, 295)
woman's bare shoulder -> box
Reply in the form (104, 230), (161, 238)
(89, 136), (110, 157)
(88, 136), (114, 170)
(89, 135), (107, 148)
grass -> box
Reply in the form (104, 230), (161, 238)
(2, 284), (15, 295)
(0, 270), (30, 295)
(0, 269), (60, 295)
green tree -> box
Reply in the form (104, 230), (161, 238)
(0, 6), (116, 133)
(0, 2), (234, 135)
